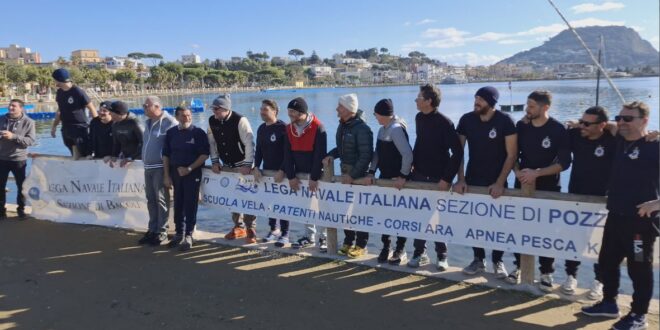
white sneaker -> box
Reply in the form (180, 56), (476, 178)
(539, 273), (554, 293)
(493, 261), (508, 279)
(587, 280), (603, 300)
(505, 268), (520, 284)
(560, 275), (578, 295)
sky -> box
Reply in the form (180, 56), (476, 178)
(2, 0), (658, 66)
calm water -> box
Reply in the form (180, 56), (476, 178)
(23, 77), (660, 297)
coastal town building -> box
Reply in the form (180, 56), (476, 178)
(181, 53), (201, 64)
(71, 49), (103, 65)
(0, 44), (41, 64)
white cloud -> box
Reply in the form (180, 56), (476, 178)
(401, 42), (423, 52)
(650, 36), (659, 51)
(631, 25), (645, 32)
(422, 27), (470, 39)
(416, 19), (436, 25)
(403, 21), (412, 27)
(191, 44), (200, 49)
(469, 32), (509, 42)
(432, 52), (503, 66)
(571, 2), (624, 14)
(498, 39), (526, 45)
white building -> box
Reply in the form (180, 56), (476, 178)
(181, 53), (201, 64)
(0, 44), (41, 64)
(310, 65), (333, 78)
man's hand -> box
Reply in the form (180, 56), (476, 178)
(341, 174), (353, 184)
(322, 156), (333, 167)
(289, 177), (301, 192)
(119, 159), (132, 168)
(0, 130), (14, 140)
(50, 127), (57, 138)
(309, 180), (319, 192)
(488, 183), (505, 199)
(239, 166), (251, 175)
(438, 180), (451, 191)
(163, 175), (172, 189)
(645, 130), (659, 142)
(637, 199), (660, 218)
(452, 179), (467, 194)
(211, 163), (221, 174)
(252, 168), (263, 182)
(393, 177), (406, 190)
(274, 170), (285, 183)
(564, 120), (579, 129)
(177, 166), (190, 177)
(363, 174), (375, 186)
(518, 168), (539, 185)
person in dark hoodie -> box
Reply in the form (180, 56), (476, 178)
(279, 97), (328, 250)
(323, 93), (373, 259)
(105, 101), (143, 167)
(365, 98), (413, 265)
(0, 99), (36, 220)
(87, 101), (114, 159)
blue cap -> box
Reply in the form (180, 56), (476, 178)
(52, 68), (70, 83)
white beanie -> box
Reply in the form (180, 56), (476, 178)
(338, 93), (358, 113)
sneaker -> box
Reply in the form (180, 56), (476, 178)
(581, 300), (620, 318)
(493, 261), (508, 279)
(462, 258), (486, 275)
(506, 268), (520, 284)
(179, 235), (193, 251)
(292, 237), (315, 249)
(337, 244), (352, 255)
(612, 312), (648, 330)
(437, 258), (449, 271)
(318, 237), (328, 253)
(224, 227), (246, 240)
(245, 228), (257, 244)
(149, 232), (168, 246)
(388, 250), (407, 265)
(347, 246), (367, 259)
(167, 234), (183, 248)
(377, 248), (391, 263)
(587, 280), (604, 300)
(138, 232), (154, 245)
(262, 230), (281, 243)
(16, 208), (26, 219)
(274, 236), (289, 248)
(539, 273), (554, 293)
(407, 253), (430, 268)
(560, 275), (578, 295)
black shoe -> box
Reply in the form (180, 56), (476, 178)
(167, 234), (183, 248)
(377, 247), (390, 263)
(149, 232), (167, 246)
(138, 232), (154, 245)
(17, 208), (26, 219)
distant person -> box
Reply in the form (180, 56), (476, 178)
(0, 99), (36, 220)
(508, 90), (571, 292)
(207, 94), (257, 243)
(105, 101), (143, 166)
(51, 68), (97, 158)
(253, 99), (289, 244)
(365, 98), (412, 265)
(323, 93), (373, 259)
(280, 97), (328, 250)
(453, 86), (516, 279)
(139, 96), (178, 246)
(582, 101), (658, 330)
(87, 101), (114, 159)
(407, 84), (462, 271)
(163, 106), (209, 251)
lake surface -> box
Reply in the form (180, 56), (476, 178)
(21, 77), (660, 297)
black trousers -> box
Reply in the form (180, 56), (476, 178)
(382, 234), (407, 251)
(61, 125), (90, 157)
(170, 168), (202, 236)
(409, 171), (447, 259)
(564, 260), (601, 280)
(268, 218), (290, 235)
(474, 247), (504, 263)
(0, 160), (27, 212)
(344, 230), (368, 248)
(599, 213), (657, 315)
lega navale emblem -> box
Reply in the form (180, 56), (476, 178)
(594, 145), (604, 157)
(270, 133), (277, 142)
(541, 136), (551, 148)
(488, 128), (497, 139)
(67, 96), (74, 104)
(629, 147), (640, 160)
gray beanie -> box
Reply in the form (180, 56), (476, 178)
(212, 94), (231, 110)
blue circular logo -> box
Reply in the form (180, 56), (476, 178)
(28, 187), (40, 200)
(220, 177), (230, 188)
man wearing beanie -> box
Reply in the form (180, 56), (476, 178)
(366, 98), (413, 265)
(407, 84), (462, 271)
(87, 101), (114, 159)
(279, 97), (329, 250)
(206, 94), (258, 243)
(51, 68), (97, 159)
(453, 86), (517, 278)
(105, 101), (143, 167)
(323, 93), (373, 258)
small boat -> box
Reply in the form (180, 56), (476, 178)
(501, 104), (524, 112)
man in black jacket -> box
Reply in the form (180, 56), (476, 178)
(87, 101), (113, 159)
(323, 93), (373, 259)
(105, 101), (143, 167)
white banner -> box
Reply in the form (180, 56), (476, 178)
(25, 158), (150, 229)
(201, 171), (608, 262)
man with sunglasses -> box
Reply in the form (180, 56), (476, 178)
(582, 101), (658, 330)
(138, 96), (178, 246)
(207, 94), (258, 243)
(559, 106), (615, 298)
(509, 90), (571, 291)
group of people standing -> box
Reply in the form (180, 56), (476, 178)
(0, 67), (657, 330)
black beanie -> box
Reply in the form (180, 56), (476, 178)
(475, 86), (499, 107)
(374, 98), (393, 116)
(110, 101), (129, 115)
(287, 97), (308, 113)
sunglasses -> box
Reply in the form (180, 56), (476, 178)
(578, 119), (602, 127)
(614, 115), (642, 123)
